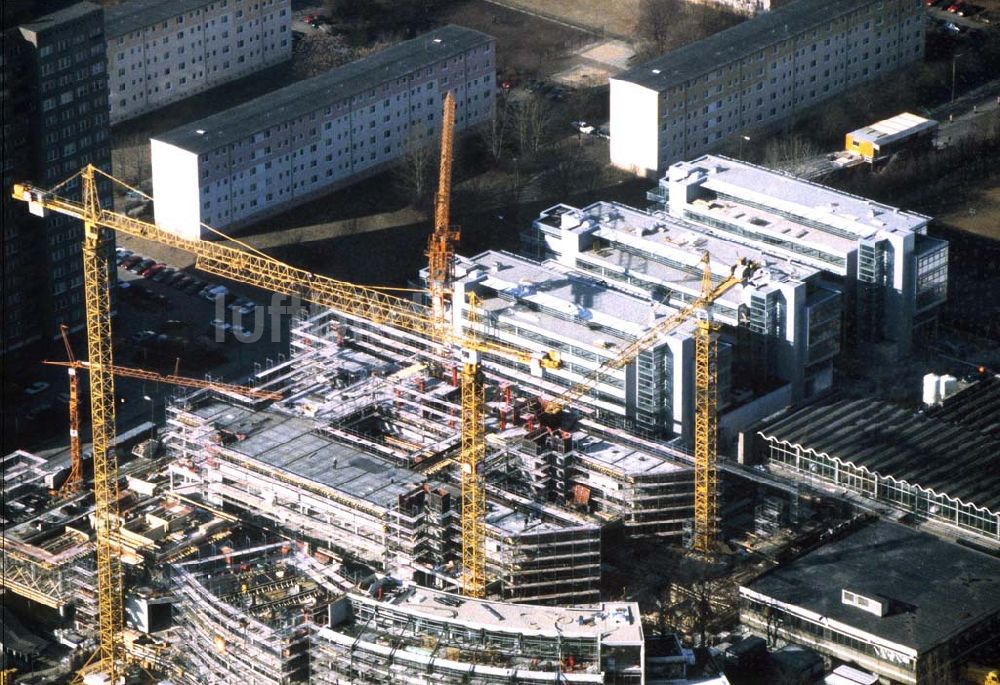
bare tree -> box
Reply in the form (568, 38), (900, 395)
(761, 134), (819, 174)
(480, 96), (513, 165)
(635, 0), (677, 55)
(514, 95), (551, 157)
(113, 132), (150, 188)
(394, 130), (438, 207)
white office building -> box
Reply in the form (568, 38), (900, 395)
(105, 0), (292, 124)
(610, 0), (924, 176)
(151, 25), (495, 237)
(525, 200), (841, 408)
(652, 155), (947, 358)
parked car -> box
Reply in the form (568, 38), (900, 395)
(152, 267), (176, 283)
(173, 275), (193, 290)
(165, 271), (187, 286)
(200, 285), (229, 301)
(120, 255), (143, 270)
(115, 249), (134, 265)
(183, 279), (206, 295)
(141, 263), (166, 278)
(24, 381), (50, 396)
(131, 330), (157, 345)
(131, 258), (156, 273)
(208, 319), (232, 337)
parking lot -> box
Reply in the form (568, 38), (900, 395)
(3, 249), (296, 454)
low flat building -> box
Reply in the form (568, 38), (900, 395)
(740, 521), (1000, 684)
(754, 386), (1000, 543)
(845, 112), (937, 163)
(151, 25), (495, 236)
(105, 0), (292, 124)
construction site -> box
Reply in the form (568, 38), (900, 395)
(4, 88), (999, 685)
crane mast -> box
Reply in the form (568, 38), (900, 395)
(693, 261), (721, 553)
(425, 92), (486, 598)
(427, 91), (459, 336)
(80, 164), (124, 682)
(59, 324), (83, 497)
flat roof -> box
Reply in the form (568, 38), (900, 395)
(153, 25), (493, 154)
(744, 520), (1000, 652)
(104, 0), (213, 38)
(186, 401), (425, 509)
(19, 1), (100, 34)
(356, 584), (644, 644)
(758, 397), (1000, 512)
(574, 434), (688, 476)
(848, 112), (938, 147)
(678, 156), (929, 240)
(464, 251), (696, 350)
(616, 0), (881, 92)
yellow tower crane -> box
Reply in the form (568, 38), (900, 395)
(13, 164), (559, 675)
(427, 91), (459, 337)
(542, 253), (756, 553)
(424, 91), (491, 598)
(49, 324), (281, 498)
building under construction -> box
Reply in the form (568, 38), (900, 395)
(160, 349), (697, 605)
(161, 539), (646, 685)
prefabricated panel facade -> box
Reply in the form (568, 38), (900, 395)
(152, 26), (495, 236)
(105, 0), (292, 124)
(610, 0), (925, 176)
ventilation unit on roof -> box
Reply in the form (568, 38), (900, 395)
(841, 588), (889, 617)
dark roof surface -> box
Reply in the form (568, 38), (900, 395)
(152, 25), (493, 154)
(745, 521), (1000, 652)
(616, 0), (879, 92)
(926, 375), (1000, 441)
(758, 397), (1000, 512)
(105, 0), (213, 39)
(19, 1), (100, 34)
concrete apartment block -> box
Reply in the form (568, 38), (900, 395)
(105, 0), (292, 125)
(151, 25), (495, 236)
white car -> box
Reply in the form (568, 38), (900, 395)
(24, 381), (50, 396)
(208, 319), (232, 336)
(201, 285), (229, 301)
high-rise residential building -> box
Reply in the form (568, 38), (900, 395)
(610, 0), (925, 176)
(105, 0), (292, 125)
(151, 25), (495, 238)
(1, 1), (113, 360)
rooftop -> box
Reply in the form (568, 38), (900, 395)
(925, 375), (1000, 441)
(574, 433), (689, 477)
(463, 251), (696, 350)
(758, 397), (1000, 512)
(19, 1), (100, 35)
(674, 155), (929, 241)
(104, 0), (214, 38)
(153, 25), (493, 154)
(744, 520), (1000, 652)
(582, 202), (813, 307)
(616, 0), (888, 92)
(354, 583), (644, 644)
(185, 401), (427, 510)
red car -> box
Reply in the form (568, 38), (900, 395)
(141, 262), (166, 278)
(946, 3), (962, 12)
